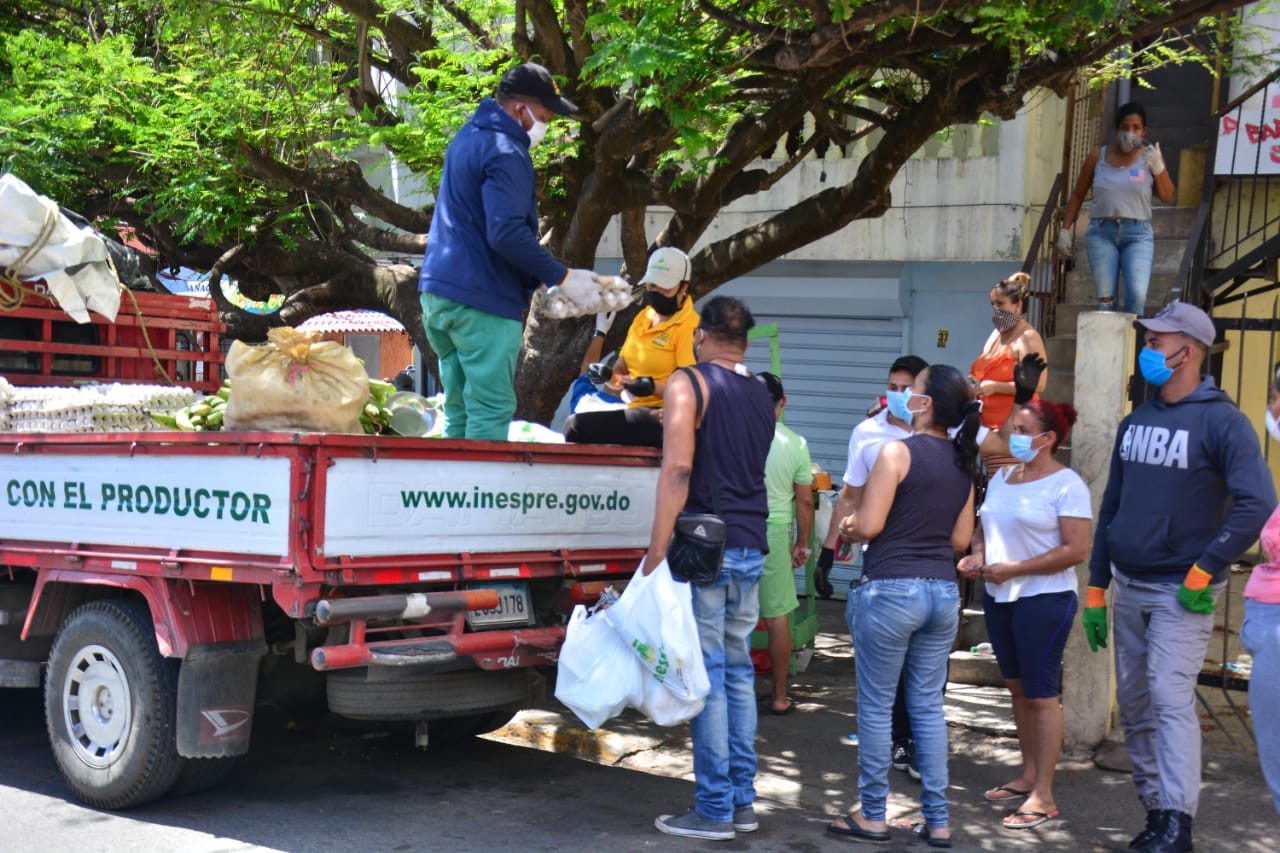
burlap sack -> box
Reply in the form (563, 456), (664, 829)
(223, 327), (369, 433)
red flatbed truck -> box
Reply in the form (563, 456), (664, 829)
(0, 286), (661, 808)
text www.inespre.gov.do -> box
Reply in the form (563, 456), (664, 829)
(400, 487), (631, 516)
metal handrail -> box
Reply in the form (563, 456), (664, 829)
(1021, 173), (1067, 338)
(1183, 66), (1280, 308)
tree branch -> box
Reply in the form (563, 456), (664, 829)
(242, 148), (432, 234)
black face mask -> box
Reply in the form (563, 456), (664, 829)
(644, 289), (684, 316)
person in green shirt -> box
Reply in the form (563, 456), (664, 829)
(758, 372), (814, 715)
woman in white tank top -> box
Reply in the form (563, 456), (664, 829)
(1059, 102), (1176, 313)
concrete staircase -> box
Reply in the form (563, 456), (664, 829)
(1042, 206), (1199, 411)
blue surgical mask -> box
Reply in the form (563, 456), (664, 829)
(885, 389), (912, 421)
(1008, 432), (1047, 463)
(1139, 346), (1184, 387)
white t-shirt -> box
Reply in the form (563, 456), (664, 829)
(979, 466), (1092, 602)
(842, 410), (910, 488)
(842, 411), (991, 488)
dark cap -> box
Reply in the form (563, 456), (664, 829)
(1135, 301), (1216, 348)
(498, 63), (578, 116)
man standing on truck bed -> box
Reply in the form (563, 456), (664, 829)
(419, 62), (600, 441)
(642, 296), (776, 841)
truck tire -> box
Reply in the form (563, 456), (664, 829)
(169, 756), (239, 797)
(326, 667), (529, 721)
(429, 707), (520, 741)
(44, 599), (185, 809)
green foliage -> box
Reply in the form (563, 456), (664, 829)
(0, 0), (1263, 270)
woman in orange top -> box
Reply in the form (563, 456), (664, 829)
(970, 273), (1047, 467)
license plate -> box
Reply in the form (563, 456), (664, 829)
(467, 583), (534, 628)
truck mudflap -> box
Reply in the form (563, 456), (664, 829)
(176, 640), (266, 758)
(309, 587), (565, 672)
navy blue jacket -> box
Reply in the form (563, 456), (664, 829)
(1089, 377), (1277, 586)
(419, 98), (568, 320)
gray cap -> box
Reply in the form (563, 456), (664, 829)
(1135, 301), (1216, 348)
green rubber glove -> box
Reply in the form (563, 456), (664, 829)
(1082, 586), (1107, 652)
(1176, 565), (1216, 614)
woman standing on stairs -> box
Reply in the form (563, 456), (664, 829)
(1060, 101), (1176, 313)
(958, 399), (1092, 831)
(969, 272), (1047, 470)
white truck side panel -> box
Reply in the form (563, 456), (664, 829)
(322, 458), (659, 557)
(1, 456), (293, 555)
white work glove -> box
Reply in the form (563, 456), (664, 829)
(536, 273), (635, 319)
(595, 310), (616, 336)
(557, 268), (600, 307)
(1056, 227), (1073, 257)
(1143, 142), (1166, 176)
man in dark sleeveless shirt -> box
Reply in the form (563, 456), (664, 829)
(643, 297), (776, 841)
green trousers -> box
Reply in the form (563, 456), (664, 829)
(421, 292), (523, 441)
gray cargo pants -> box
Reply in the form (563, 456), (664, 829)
(1112, 568), (1223, 816)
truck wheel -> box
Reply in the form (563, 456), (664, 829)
(430, 707), (520, 741)
(44, 599), (184, 809)
(326, 667), (529, 721)
(169, 756), (239, 797)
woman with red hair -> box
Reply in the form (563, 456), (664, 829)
(958, 400), (1092, 831)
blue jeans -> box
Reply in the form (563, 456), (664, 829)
(851, 578), (959, 827)
(1241, 599), (1280, 813)
(1084, 218), (1154, 313)
(689, 547), (764, 823)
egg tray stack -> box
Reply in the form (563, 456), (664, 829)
(4, 384), (199, 433)
(0, 377), (12, 433)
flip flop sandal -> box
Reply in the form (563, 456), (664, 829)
(892, 821), (952, 849)
(826, 814), (890, 842)
(1002, 809), (1060, 829)
(983, 785), (1031, 802)
(769, 699), (795, 716)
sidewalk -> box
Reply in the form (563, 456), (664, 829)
(491, 598), (1278, 851)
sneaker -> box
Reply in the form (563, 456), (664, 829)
(892, 741), (922, 780)
(733, 806), (759, 833)
(655, 808), (735, 841)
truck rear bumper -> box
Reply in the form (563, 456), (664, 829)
(310, 625), (566, 671)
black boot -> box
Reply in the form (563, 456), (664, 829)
(1128, 810), (1161, 849)
(1134, 810), (1193, 853)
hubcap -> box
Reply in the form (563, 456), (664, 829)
(61, 644), (132, 768)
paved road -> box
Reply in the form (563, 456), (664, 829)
(2, 600), (1277, 852)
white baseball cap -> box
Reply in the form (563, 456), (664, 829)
(639, 247), (691, 290)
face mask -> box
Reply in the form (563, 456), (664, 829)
(1008, 431), (1047, 463)
(885, 388), (912, 422)
(1116, 130), (1143, 153)
(520, 105), (547, 148)
(644, 289), (683, 316)
(1266, 408), (1280, 442)
(905, 392), (931, 425)
(992, 306), (1021, 333)
(1139, 346), (1184, 387)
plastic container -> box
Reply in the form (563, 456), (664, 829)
(385, 391), (437, 437)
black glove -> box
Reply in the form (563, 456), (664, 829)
(1013, 353), (1047, 405)
(587, 361), (612, 384)
(814, 547), (835, 599)
(623, 376), (655, 398)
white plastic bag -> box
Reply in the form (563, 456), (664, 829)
(554, 604), (643, 730)
(638, 672), (705, 727)
(605, 560), (710, 704)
